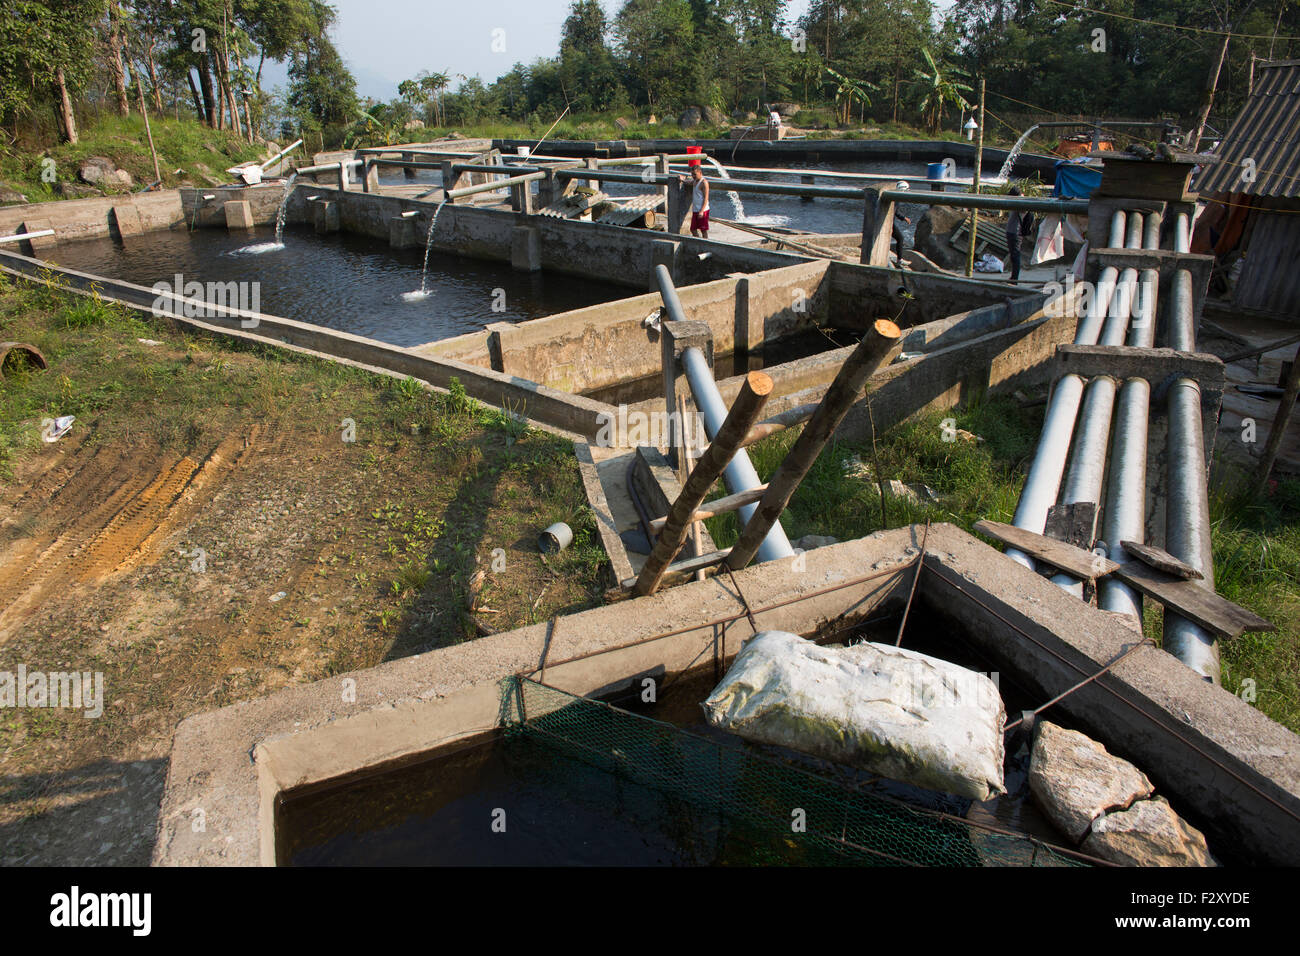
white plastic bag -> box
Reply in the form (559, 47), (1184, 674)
(702, 630), (1006, 800)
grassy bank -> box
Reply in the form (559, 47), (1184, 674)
(707, 395), (1300, 733)
(0, 115), (266, 202)
(0, 274), (606, 862)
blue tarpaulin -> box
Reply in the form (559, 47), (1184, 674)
(1053, 160), (1103, 199)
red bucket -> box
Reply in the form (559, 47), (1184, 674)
(686, 145), (702, 168)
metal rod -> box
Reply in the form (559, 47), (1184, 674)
(0, 230), (54, 244)
(445, 171), (545, 201)
(723, 318), (903, 572)
(452, 162), (544, 175)
(635, 371), (774, 596)
(669, 161), (1003, 188)
(879, 190), (1088, 214)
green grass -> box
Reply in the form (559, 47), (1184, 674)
(707, 393), (1300, 734)
(0, 115), (265, 202)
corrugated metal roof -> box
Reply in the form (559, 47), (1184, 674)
(1195, 60), (1300, 198)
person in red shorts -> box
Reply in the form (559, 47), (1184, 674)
(679, 164), (710, 238)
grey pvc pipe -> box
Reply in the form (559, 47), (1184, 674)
(1006, 210), (1130, 569)
(1163, 244), (1219, 682)
(680, 346), (794, 563)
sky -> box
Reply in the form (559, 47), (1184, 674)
(264, 0), (825, 102)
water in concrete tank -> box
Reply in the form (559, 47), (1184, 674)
(39, 226), (630, 348)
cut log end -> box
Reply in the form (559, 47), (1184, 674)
(745, 370), (774, 396)
(873, 318), (903, 339)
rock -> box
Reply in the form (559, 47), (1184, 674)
(105, 168), (134, 188)
(203, 143), (218, 152)
(913, 205), (972, 271)
(745, 111), (758, 121)
(793, 534), (838, 550)
(54, 181), (102, 199)
(614, 116), (631, 131)
(771, 102), (801, 118)
(1028, 721), (1154, 842)
(77, 157), (117, 185)
(192, 162), (226, 186)
(702, 106), (727, 126)
(1082, 796), (1217, 866)
(403, 119), (424, 131)
(445, 131), (465, 140)
(0, 185), (27, 205)
(647, 114), (658, 125)
(678, 108), (701, 129)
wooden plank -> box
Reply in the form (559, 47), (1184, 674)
(1044, 501), (1098, 549)
(974, 520), (1119, 580)
(1120, 540), (1204, 580)
(1113, 561), (1273, 639)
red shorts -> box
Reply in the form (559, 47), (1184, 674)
(691, 210), (710, 232)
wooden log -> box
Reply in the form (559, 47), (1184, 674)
(1120, 540), (1204, 580)
(974, 520), (1119, 580)
(1251, 343), (1300, 499)
(740, 402), (819, 447)
(1113, 561), (1273, 639)
(619, 548), (730, 592)
(648, 484), (770, 534)
(635, 371), (774, 596)
(724, 319), (903, 572)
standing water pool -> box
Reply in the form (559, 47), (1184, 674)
(39, 226), (631, 348)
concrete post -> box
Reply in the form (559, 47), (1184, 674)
(313, 200), (340, 234)
(222, 200), (254, 231)
(402, 152), (416, 179)
(801, 174), (814, 201)
(110, 204), (144, 237)
(656, 153), (670, 212)
(650, 239), (680, 290)
(509, 179), (534, 214)
(388, 213), (421, 249)
(19, 219), (57, 254)
(860, 187), (895, 266)
(660, 319), (714, 467)
(511, 225), (541, 272)
(585, 157), (600, 191)
(666, 178), (692, 236)
(363, 161), (379, 192)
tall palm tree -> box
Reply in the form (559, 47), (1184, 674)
(914, 49), (972, 134)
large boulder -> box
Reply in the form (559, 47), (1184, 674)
(77, 156), (117, 185)
(702, 106), (727, 126)
(613, 116), (631, 131)
(1028, 721), (1154, 842)
(1082, 797), (1216, 867)
(105, 168), (134, 189)
(403, 119), (424, 131)
(54, 181), (102, 199)
(678, 107), (702, 129)
(0, 184), (28, 205)
(771, 102), (801, 118)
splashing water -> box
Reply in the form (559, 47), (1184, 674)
(274, 172), (299, 245)
(997, 124), (1040, 182)
(702, 156), (746, 221)
(402, 201), (448, 301)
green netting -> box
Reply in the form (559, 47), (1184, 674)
(500, 675), (1088, 867)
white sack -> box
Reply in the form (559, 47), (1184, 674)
(702, 630), (1006, 800)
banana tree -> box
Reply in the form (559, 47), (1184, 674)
(824, 66), (876, 126)
(914, 49), (972, 134)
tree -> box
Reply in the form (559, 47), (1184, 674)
(614, 0), (698, 110)
(0, 0), (100, 143)
(559, 0), (624, 112)
(914, 47), (971, 133)
(825, 65), (876, 124)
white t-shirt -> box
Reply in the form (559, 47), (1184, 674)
(692, 178), (709, 213)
